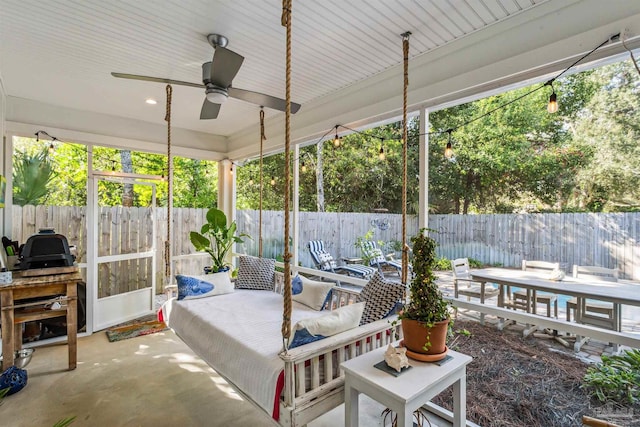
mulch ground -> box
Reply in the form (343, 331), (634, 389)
(430, 320), (639, 427)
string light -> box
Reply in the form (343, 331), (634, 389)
(301, 161), (307, 173)
(378, 145), (386, 161)
(230, 164), (234, 175)
(34, 130), (59, 154)
(249, 175), (254, 185)
(270, 176), (276, 186)
(444, 130), (454, 159)
(547, 85), (559, 114)
(333, 125), (341, 147)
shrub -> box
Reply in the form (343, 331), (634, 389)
(468, 258), (483, 268)
(433, 256), (451, 271)
(583, 348), (640, 404)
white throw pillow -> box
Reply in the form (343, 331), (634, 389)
(176, 272), (234, 300)
(292, 275), (336, 311)
(294, 302), (365, 338)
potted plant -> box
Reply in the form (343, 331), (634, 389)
(399, 228), (452, 360)
(189, 208), (250, 273)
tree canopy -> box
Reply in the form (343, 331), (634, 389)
(12, 58), (640, 214)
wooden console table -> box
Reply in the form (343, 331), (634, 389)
(1, 271), (81, 371)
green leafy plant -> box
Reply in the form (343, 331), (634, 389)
(433, 256), (451, 271)
(468, 258), (483, 268)
(583, 348), (640, 404)
(399, 228), (452, 350)
(12, 148), (55, 206)
(189, 208), (250, 272)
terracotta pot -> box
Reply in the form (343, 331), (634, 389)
(401, 318), (449, 355)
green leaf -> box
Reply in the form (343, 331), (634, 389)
(189, 232), (210, 251)
(206, 208), (227, 229)
(53, 416), (76, 427)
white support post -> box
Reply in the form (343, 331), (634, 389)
(218, 159), (237, 263)
(293, 144), (300, 269)
(418, 108), (429, 230)
(86, 144), (95, 334)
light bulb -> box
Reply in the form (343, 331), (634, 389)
(378, 146), (385, 161)
(270, 177), (276, 186)
(206, 88), (228, 104)
(48, 143), (55, 154)
(301, 162), (307, 173)
(333, 136), (341, 147)
(547, 92), (558, 114)
(229, 166), (233, 175)
(444, 141), (453, 159)
(249, 176), (254, 185)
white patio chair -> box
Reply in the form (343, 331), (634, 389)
(567, 265), (618, 331)
(510, 260), (559, 318)
(451, 258), (499, 324)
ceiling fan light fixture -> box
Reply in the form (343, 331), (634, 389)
(206, 87), (229, 104)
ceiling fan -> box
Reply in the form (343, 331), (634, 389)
(112, 34), (301, 119)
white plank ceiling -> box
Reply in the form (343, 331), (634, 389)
(1, 0), (547, 140)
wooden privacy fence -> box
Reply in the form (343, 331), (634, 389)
(10, 207), (640, 287)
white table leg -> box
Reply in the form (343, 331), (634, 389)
(397, 406), (413, 427)
(453, 371), (467, 427)
(345, 379), (359, 427)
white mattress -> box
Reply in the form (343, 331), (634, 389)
(167, 290), (325, 419)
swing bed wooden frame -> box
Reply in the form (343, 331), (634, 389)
(162, 2), (413, 426)
(166, 276), (401, 427)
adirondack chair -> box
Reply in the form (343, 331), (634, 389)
(308, 240), (376, 279)
(360, 240), (409, 278)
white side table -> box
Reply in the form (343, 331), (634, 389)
(341, 345), (472, 427)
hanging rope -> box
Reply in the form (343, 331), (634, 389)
(280, 0), (293, 351)
(164, 84), (173, 281)
(401, 32), (411, 287)
(259, 108), (266, 257)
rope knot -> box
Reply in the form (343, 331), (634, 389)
(281, 0), (291, 26)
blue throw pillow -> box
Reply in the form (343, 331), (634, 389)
(292, 275), (303, 295)
(175, 273), (234, 301)
(0, 366), (27, 395)
(289, 328), (326, 349)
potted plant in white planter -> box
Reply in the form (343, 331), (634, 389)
(189, 208), (250, 273)
(399, 228), (452, 361)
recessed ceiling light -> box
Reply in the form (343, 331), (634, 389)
(145, 98), (157, 105)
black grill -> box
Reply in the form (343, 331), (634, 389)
(19, 229), (76, 270)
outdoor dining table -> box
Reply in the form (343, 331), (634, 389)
(468, 268), (640, 337)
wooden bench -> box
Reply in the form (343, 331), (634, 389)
(446, 297), (640, 352)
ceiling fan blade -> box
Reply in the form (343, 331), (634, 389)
(111, 72), (204, 89)
(228, 87), (301, 113)
(200, 99), (221, 119)
(210, 47), (244, 88)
